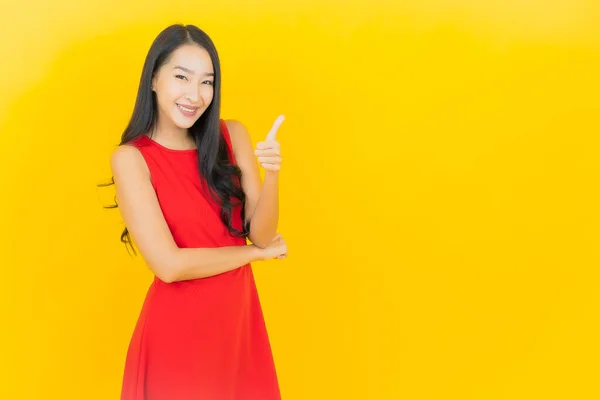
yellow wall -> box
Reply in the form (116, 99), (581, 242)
(1, 0), (599, 398)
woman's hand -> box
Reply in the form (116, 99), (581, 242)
(254, 115), (284, 172)
(256, 233), (288, 261)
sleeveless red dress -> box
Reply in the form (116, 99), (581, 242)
(120, 120), (281, 400)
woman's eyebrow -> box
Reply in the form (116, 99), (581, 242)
(173, 66), (214, 76)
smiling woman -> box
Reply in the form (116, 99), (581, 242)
(151, 50), (216, 136)
(103, 24), (287, 400)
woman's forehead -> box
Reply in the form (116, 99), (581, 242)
(166, 45), (214, 73)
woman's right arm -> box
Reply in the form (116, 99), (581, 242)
(110, 145), (282, 283)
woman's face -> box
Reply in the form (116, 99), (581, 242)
(152, 44), (215, 130)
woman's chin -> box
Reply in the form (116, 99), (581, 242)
(172, 116), (199, 130)
(174, 121), (195, 130)
(172, 111), (203, 129)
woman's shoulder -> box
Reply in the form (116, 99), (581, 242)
(222, 119), (252, 157)
(223, 119), (247, 137)
(110, 141), (150, 178)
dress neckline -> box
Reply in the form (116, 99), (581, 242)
(142, 135), (197, 153)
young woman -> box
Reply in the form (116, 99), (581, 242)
(109, 24), (287, 400)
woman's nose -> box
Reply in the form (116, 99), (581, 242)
(186, 86), (200, 103)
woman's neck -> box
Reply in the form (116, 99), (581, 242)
(149, 120), (196, 150)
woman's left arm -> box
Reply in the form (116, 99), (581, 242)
(225, 118), (284, 248)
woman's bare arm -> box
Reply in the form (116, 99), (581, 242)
(226, 120), (279, 248)
(110, 144), (264, 283)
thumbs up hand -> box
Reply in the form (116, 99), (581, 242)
(254, 115), (284, 172)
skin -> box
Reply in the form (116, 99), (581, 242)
(110, 43), (287, 283)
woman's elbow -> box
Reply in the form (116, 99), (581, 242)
(148, 252), (180, 283)
(249, 232), (277, 249)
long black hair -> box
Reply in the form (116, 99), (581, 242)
(100, 24), (249, 255)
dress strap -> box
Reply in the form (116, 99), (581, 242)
(219, 119), (236, 164)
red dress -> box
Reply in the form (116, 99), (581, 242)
(120, 120), (281, 400)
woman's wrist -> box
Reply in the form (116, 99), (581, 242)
(249, 244), (264, 261)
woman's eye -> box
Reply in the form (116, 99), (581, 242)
(203, 80), (214, 85)
(175, 75), (187, 80)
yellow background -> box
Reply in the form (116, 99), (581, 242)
(1, 0), (599, 398)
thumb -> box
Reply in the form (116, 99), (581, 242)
(266, 114), (285, 141)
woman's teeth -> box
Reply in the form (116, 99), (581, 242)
(178, 104), (196, 113)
